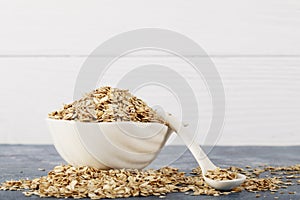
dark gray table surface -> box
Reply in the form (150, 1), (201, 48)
(0, 145), (299, 200)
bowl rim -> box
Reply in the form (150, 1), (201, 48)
(46, 118), (168, 126)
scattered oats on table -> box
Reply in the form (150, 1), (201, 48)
(1, 164), (300, 199)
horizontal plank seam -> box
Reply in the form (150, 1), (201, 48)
(0, 55), (300, 58)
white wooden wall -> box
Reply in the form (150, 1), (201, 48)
(0, 0), (299, 145)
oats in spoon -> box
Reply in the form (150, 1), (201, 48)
(205, 167), (238, 181)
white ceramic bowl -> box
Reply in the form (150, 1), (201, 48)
(47, 119), (170, 169)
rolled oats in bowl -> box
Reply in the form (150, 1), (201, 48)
(48, 86), (166, 124)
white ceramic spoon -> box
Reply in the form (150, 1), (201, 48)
(161, 112), (246, 190)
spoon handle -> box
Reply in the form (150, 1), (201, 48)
(187, 138), (217, 173)
(163, 113), (216, 173)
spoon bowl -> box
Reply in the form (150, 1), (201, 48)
(204, 173), (246, 191)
